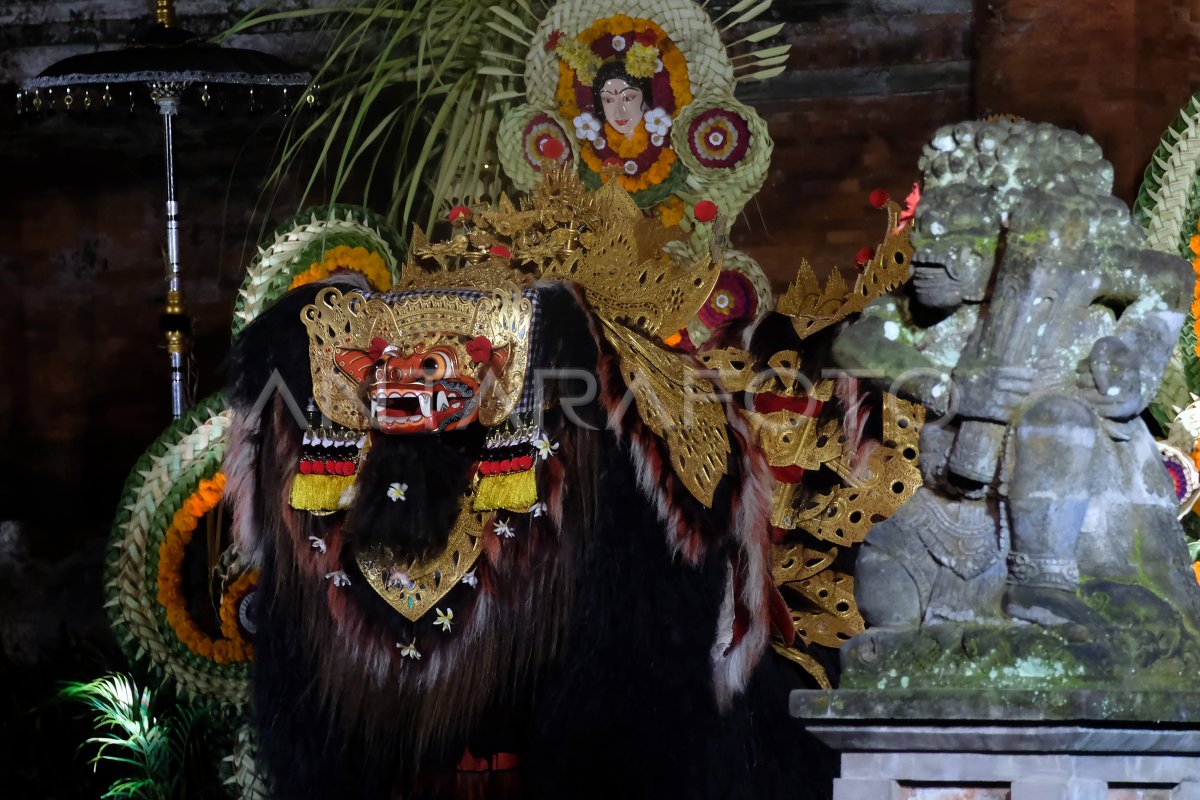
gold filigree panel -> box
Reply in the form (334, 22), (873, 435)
(787, 570), (863, 649)
(356, 499), (487, 622)
(601, 318), (729, 508)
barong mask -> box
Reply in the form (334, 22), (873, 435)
(303, 288), (536, 434)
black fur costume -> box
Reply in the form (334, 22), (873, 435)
(225, 279), (833, 799)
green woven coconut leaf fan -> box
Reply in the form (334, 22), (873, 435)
(107, 205), (404, 797)
(1135, 93), (1200, 431)
(106, 393), (248, 710)
(232, 204), (405, 337)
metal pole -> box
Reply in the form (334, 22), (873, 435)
(152, 85), (189, 419)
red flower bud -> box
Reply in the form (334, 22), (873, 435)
(449, 205), (472, 224)
(868, 188), (889, 209)
(693, 200), (718, 222)
(855, 246), (875, 266)
(465, 336), (493, 363)
(368, 336), (389, 361)
(538, 136), (565, 160)
(488, 244), (511, 259)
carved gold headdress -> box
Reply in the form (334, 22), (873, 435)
(395, 166), (729, 507)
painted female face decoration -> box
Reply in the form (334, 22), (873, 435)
(600, 78), (647, 139)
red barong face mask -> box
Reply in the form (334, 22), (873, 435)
(333, 339), (506, 433)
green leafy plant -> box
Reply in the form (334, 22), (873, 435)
(60, 674), (208, 800)
(218, 0), (540, 238)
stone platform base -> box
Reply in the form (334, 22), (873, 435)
(793, 690), (1200, 799)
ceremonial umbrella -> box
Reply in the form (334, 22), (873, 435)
(21, 0), (311, 419)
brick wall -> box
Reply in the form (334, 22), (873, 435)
(737, 0), (974, 286)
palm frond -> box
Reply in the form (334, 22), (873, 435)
(228, 0), (543, 245)
(60, 674), (210, 800)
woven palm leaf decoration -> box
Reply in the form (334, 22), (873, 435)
(1132, 94), (1200, 535)
(491, 0), (787, 347)
(1137, 95), (1200, 430)
(232, 205), (405, 337)
(107, 207), (403, 797)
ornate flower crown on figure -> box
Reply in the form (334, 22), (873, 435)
(493, 0), (793, 350)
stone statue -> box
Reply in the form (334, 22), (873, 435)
(833, 119), (1200, 687)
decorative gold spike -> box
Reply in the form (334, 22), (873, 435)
(786, 569), (864, 648)
(772, 396), (923, 544)
(752, 413), (844, 471)
(772, 542), (838, 585)
(771, 643), (831, 689)
(777, 200), (913, 340)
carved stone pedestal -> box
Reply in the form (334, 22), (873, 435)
(793, 689), (1200, 799)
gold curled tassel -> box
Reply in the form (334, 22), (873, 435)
(474, 469), (538, 513)
(290, 474), (355, 513)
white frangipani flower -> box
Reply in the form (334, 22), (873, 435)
(387, 482), (408, 502)
(534, 437), (560, 460)
(494, 519), (516, 539)
(308, 535), (327, 554)
(573, 113), (601, 142)
(325, 570), (351, 587)
(643, 107), (673, 137)
(434, 608), (454, 632)
(462, 570), (479, 589)
(397, 640), (421, 660)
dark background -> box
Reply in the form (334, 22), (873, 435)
(1, 0), (1197, 794)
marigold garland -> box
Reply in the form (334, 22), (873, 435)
(156, 472), (256, 664)
(219, 571), (259, 642)
(289, 244), (392, 292)
(1189, 224), (1200, 357)
(579, 122), (678, 193)
(656, 196), (685, 228)
(604, 121), (650, 159)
